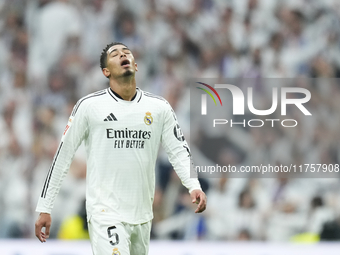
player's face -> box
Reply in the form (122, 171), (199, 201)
(103, 44), (138, 79)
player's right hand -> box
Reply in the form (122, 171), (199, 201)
(35, 212), (52, 242)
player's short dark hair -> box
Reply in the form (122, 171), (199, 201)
(100, 42), (128, 70)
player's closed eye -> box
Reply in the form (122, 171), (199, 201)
(112, 52), (130, 57)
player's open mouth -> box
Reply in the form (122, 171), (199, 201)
(121, 59), (130, 67)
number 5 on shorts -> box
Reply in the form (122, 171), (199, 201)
(107, 226), (119, 246)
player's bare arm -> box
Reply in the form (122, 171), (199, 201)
(35, 212), (52, 242)
(190, 189), (207, 213)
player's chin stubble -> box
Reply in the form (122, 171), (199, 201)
(122, 69), (133, 77)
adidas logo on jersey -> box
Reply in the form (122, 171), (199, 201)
(104, 113), (118, 121)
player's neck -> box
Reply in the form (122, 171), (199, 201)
(109, 77), (136, 101)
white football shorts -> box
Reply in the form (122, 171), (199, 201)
(88, 216), (152, 255)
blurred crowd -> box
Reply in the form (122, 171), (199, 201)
(1, 0), (340, 242)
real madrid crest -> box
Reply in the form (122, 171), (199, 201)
(144, 112), (153, 125)
(112, 248), (121, 255)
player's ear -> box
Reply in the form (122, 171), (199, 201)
(135, 63), (138, 72)
(102, 68), (110, 78)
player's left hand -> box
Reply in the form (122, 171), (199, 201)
(190, 189), (207, 213)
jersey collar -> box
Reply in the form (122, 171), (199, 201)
(107, 87), (142, 103)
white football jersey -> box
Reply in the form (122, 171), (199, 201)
(36, 87), (201, 224)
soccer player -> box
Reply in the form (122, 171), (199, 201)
(35, 42), (207, 254)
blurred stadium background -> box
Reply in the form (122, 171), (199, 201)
(1, 0), (340, 254)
